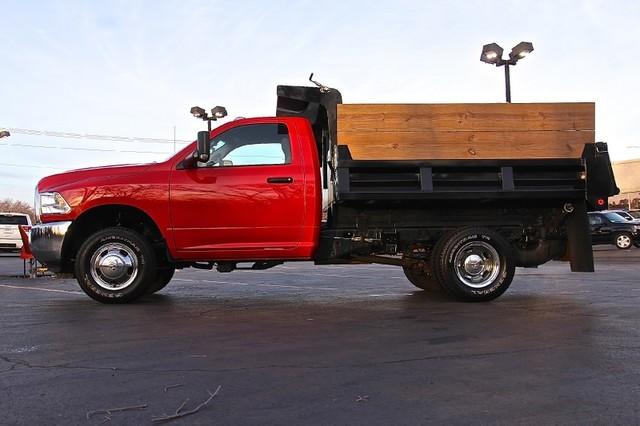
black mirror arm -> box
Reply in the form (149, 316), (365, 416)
(176, 156), (197, 170)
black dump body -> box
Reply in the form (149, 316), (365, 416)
(337, 152), (585, 201)
(276, 84), (619, 272)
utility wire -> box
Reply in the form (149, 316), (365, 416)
(3, 142), (172, 155)
(0, 162), (68, 171)
(1, 126), (192, 145)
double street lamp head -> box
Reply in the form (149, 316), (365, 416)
(480, 41), (534, 103)
(190, 105), (228, 121)
(0, 130), (10, 138)
(190, 105), (228, 134)
(480, 41), (534, 66)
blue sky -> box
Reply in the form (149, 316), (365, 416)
(2, 0), (639, 202)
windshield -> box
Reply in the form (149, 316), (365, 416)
(0, 215), (28, 225)
(204, 124), (290, 167)
(613, 211), (633, 220)
(604, 212), (629, 223)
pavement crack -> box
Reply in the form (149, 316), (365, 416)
(371, 346), (554, 366)
(0, 354), (29, 372)
(0, 355), (117, 374)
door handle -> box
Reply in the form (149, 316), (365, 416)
(267, 177), (293, 184)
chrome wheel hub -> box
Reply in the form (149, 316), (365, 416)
(463, 254), (484, 275)
(454, 241), (500, 289)
(90, 243), (138, 291)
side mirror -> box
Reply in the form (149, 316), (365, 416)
(195, 131), (211, 162)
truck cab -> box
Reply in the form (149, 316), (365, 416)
(169, 117), (321, 260)
(31, 116), (322, 295)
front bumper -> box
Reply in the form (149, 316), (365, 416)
(30, 221), (72, 273)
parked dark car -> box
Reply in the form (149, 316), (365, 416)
(588, 211), (640, 249)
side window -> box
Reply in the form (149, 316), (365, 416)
(202, 123), (291, 167)
(589, 215), (602, 225)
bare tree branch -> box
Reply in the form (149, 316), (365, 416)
(163, 383), (185, 393)
(0, 198), (35, 222)
(86, 404), (148, 420)
(175, 399), (189, 414)
(151, 386), (222, 423)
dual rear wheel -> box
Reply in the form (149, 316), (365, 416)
(403, 228), (515, 302)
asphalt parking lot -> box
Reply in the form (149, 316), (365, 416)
(1, 248), (639, 425)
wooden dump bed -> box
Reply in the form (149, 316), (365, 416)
(337, 103), (595, 160)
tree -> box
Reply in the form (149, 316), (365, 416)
(0, 198), (35, 222)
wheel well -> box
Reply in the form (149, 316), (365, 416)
(61, 205), (169, 273)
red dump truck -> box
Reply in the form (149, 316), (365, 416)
(29, 82), (618, 303)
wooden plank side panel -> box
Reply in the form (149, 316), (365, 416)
(337, 103), (595, 132)
(339, 130), (595, 160)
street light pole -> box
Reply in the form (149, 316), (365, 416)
(504, 63), (511, 103)
(480, 41), (534, 103)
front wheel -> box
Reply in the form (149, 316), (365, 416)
(74, 227), (157, 303)
(432, 227), (515, 302)
(613, 232), (633, 250)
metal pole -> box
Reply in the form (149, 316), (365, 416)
(504, 63), (512, 103)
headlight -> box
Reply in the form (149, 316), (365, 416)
(36, 192), (71, 217)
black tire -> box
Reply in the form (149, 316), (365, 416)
(147, 267), (176, 294)
(74, 227), (157, 303)
(402, 266), (441, 291)
(613, 232), (633, 250)
(402, 246), (442, 292)
(430, 230), (454, 290)
(432, 227), (515, 302)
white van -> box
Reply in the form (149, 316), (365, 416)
(0, 213), (32, 252)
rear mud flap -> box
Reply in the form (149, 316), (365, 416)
(566, 201), (594, 272)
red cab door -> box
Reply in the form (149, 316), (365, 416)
(169, 119), (307, 260)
